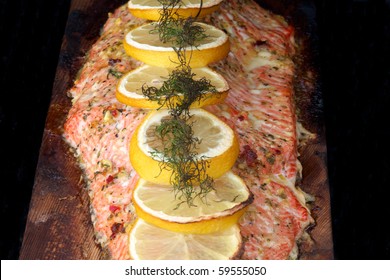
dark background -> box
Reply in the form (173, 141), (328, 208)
(1, 0), (389, 259)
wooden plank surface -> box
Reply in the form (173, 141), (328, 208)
(19, 0), (333, 260)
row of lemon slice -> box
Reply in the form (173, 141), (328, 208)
(115, 0), (253, 260)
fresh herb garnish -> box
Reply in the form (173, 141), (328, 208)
(150, 114), (215, 207)
(142, 65), (217, 115)
(154, 0), (205, 49)
(143, 0), (217, 207)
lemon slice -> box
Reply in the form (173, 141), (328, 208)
(116, 65), (229, 108)
(132, 171), (253, 234)
(129, 218), (242, 260)
(123, 22), (230, 68)
(128, 0), (223, 21)
(129, 108), (239, 185)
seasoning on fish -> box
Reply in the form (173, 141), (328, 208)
(64, 0), (314, 260)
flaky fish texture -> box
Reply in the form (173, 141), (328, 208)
(64, 0), (313, 260)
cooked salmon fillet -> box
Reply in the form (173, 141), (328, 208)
(64, 0), (313, 260)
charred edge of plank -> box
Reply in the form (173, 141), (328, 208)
(61, 0), (127, 78)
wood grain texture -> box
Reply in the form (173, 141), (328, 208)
(19, 0), (333, 260)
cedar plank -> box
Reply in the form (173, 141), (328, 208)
(19, 0), (333, 259)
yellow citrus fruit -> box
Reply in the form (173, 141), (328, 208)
(129, 108), (239, 185)
(129, 218), (242, 260)
(132, 171), (253, 234)
(128, 0), (223, 21)
(123, 22), (230, 68)
(116, 65), (229, 109)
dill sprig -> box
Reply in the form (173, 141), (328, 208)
(154, 0), (205, 49)
(155, 16), (206, 48)
(144, 0), (217, 207)
(142, 65), (218, 207)
(150, 114), (215, 207)
(142, 65), (217, 116)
